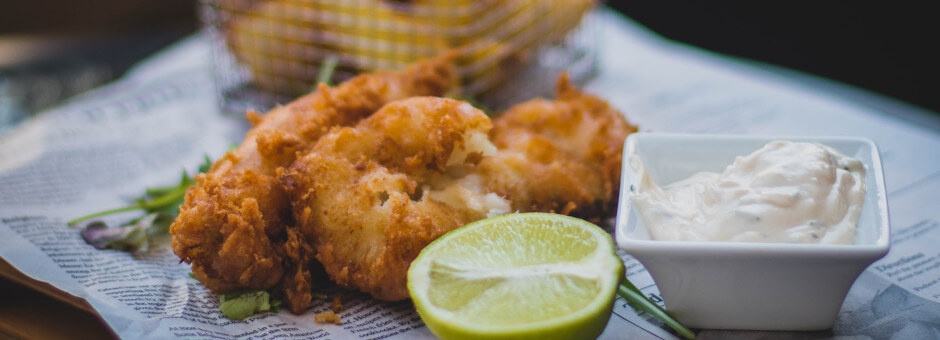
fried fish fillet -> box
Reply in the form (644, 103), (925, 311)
(279, 97), (509, 300)
(278, 76), (634, 300)
(170, 56), (455, 313)
(480, 73), (637, 220)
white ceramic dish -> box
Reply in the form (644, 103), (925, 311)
(615, 133), (890, 331)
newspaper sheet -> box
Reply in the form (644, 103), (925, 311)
(2, 9), (939, 339)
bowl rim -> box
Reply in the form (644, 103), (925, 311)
(615, 132), (891, 256)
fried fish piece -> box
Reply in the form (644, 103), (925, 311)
(480, 73), (637, 220)
(278, 77), (635, 300)
(279, 97), (509, 300)
(170, 56), (455, 314)
(175, 61), (633, 308)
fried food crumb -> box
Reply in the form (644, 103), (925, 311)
(331, 296), (344, 313)
(315, 311), (342, 325)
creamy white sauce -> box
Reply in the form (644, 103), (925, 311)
(631, 141), (866, 244)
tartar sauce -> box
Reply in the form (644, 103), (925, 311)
(631, 141), (866, 244)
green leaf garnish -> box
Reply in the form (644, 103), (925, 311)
(618, 281), (695, 339)
(79, 213), (175, 252)
(80, 220), (147, 252)
(219, 290), (282, 320)
(69, 156), (213, 251)
(269, 298), (282, 314)
(197, 154), (212, 174)
(315, 55), (340, 88)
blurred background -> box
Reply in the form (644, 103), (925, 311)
(1, 1), (938, 131)
(609, 2), (940, 115)
(0, 0), (197, 130)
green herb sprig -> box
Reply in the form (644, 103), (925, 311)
(219, 290), (283, 320)
(314, 55), (340, 88)
(618, 280), (695, 339)
(70, 155), (212, 252)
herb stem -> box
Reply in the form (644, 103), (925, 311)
(67, 206), (143, 226)
(140, 186), (189, 210)
(145, 185), (177, 196)
(617, 282), (695, 339)
(315, 55), (339, 87)
(67, 185), (189, 226)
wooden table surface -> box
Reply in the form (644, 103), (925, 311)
(0, 259), (114, 339)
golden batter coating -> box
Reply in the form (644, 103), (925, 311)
(171, 62), (635, 311)
(170, 56), (455, 313)
(277, 77), (636, 301)
(481, 74), (637, 219)
(279, 97), (505, 300)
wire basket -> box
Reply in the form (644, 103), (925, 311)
(201, 0), (600, 113)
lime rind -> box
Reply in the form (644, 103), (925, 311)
(408, 213), (624, 340)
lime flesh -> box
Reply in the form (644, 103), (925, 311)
(408, 213), (623, 340)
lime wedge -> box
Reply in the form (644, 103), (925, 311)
(408, 213), (623, 340)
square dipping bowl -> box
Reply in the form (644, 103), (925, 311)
(615, 133), (890, 331)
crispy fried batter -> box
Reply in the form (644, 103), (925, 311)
(170, 56), (456, 313)
(314, 311), (342, 325)
(172, 60), (635, 308)
(277, 77), (635, 300)
(279, 97), (508, 300)
(480, 73), (637, 219)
